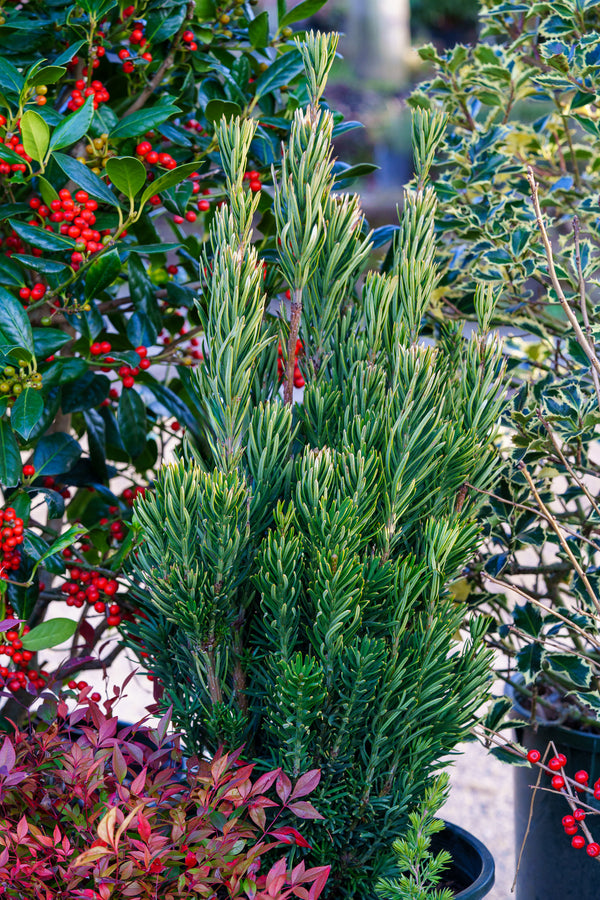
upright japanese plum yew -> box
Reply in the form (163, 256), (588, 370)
(128, 34), (507, 898)
(0, 0), (339, 711)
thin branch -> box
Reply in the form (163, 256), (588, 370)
(484, 573), (600, 636)
(538, 411), (600, 519)
(573, 216), (600, 409)
(528, 168), (600, 378)
(520, 463), (600, 615)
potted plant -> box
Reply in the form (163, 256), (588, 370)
(0, 686), (330, 898)
(407, 1), (600, 893)
(125, 32), (504, 898)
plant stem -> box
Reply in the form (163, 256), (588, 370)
(284, 287), (302, 406)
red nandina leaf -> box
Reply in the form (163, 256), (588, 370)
(130, 765), (148, 795)
(112, 743), (127, 784)
(0, 736), (16, 773)
(266, 857), (287, 897)
(250, 768), (281, 797)
(269, 827), (311, 849)
(248, 805), (266, 831)
(289, 770), (321, 800)
(275, 772), (292, 803)
(16, 815), (28, 842)
(137, 810), (152, 842)
(287, 801), (323, 820)
(308, 866), (331, 900)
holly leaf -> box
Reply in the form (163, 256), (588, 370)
(20, 110), (50, 163)
(0, 420), (22, 488)
(49, 95), (95, 151)
(11, 388), (43, 440)
(105, 156), (146, 200)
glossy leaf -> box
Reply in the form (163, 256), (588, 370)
(13, 255), (68, 275)
(33, 432), (82, 476)
(11, 388), (43, 440)
(8, 219), (76, 252)
(254, 49), (304, 100)
(109, 104), (180, 139)
(21, 617), (78, 651)
(53, 153), (120, 208)
(20, 110), (50, 163)
(139, 161), (200, 208)
(49, 95), (95, 151)
(118, 388), (147, 458)
(0, 286), (34, 352)
(205, 99), (242, 123)
(85, 248), (122, 300)
(105, 156), (146, 200)
(279, 0), (328, 27)
(0, 419), (22, 488)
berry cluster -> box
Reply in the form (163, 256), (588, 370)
(0, 606), (48, 694)
(67, 79), (110, 112)
(244, 169), (263, 193)
(0, 123), (31, 175)
(0, 507), (24, 579)
(182, 29), (198, 51)
(30, 189), (106, 266)
(117, 345), (151, 389)
(278, 339), (305, 389)
(60, 564), (121, 625)
(1, 363), (43, 406)
(527, 748), (600, 857)
(135, 140), (177, 170)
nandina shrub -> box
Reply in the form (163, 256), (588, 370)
(0, 0), (371, 714)
(0, 692), (330, 899)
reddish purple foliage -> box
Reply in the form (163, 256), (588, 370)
(0, 696), (330, 899)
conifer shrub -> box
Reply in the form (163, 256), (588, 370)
(127, 32), (507, 897)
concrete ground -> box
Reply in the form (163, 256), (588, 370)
(442, 740), (515, 898)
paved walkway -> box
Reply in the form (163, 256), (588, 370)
(442, 740), (515, 898)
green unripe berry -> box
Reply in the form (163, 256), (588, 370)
(12, 383), (22, 395)
(3, 367), (15, 378)
(40, 316), (52, 326)
(0, 382), (9, 393)
(282, 27), (293, 38)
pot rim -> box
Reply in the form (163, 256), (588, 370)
(438, 819), (495, 899)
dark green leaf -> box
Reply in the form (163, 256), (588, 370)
(0, 58), (24, 94)
(22, 617), (78, 650)
(11, 388), (43, 440)
(105, 156), (146, 199)
(279, 0), (328, 27)
(254, 49), (304, 100)
(109, 104), (180, 139)
(49, 95), (95, 151)
(8, 219), (76, 252)
(249, 11), (269, 48)
(83, 408), (107, 481)
(0, 286), (34, 352)
(29, 486), (64, 519)
(84, 248), (121, 300)
(29, 65), (66, 86)
(33, 432), (82, 476)
(333, 162), (379, 185)
(54, 40), (86, 66)
(513, 603), (543, 638)
(196, 0), (216, 16)
(0, 420), (22, 488)
(0, 144), (28, 166)
(41, 358), (88, 389)
(205, 99), (242, 123)
(139, 161), (200, 208)
(61, 372), (110, 413)
(37, 175), (59, 207)
(13, 255), (68, 275)
(118, 388), (147, 458)
(53, 153), (120, 208)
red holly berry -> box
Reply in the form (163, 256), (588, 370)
(587, 843), (600, 857)
(562, 815), (576, 828)
(572, 835), (586, 849)
(548, 757), (563, 771)
(198, 199), (210, 212)
(22, 465), (35, 477)
(574, 770), (589, 784)
(136, 141), (152, 156)
(574, 809), (586, 821)
(91, 692), (101, 702)
(551, 775), (565, 790)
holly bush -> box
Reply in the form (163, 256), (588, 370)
(410, 0), (600, 337)
(0, 0), (375, 713)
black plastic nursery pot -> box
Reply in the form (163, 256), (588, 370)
(430, 821), (495, 899)
(509, 684), (600, 899)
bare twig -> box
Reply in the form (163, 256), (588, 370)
(520, 462), (600, 614)
(573, 217), (600, 408)
(528, 169), (600, 378)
